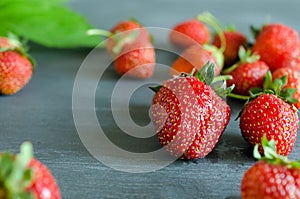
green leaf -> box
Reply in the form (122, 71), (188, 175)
(0, 0), (102, 48)
(195, 62), (215, 85)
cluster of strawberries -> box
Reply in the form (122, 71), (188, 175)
(152, 12), (300, 198)
(0, 11), (300, 198)
(89, 12), (300, 198)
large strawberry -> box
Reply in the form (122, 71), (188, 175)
(224, 47), (269, 95)
(113, 40), (155, 79)
(0, 142), (61, 199)
(239, 71), (299, 156)
(169, 19), (210, 49)
(252, 23), (300, 72)
(151, 63), (231, 159)
(241, 135), (300, 199)
(0, 34), (33, 95)
(272, 67), (300, 109)
(212, 27), (248, 67)
(170, 44), (223, 77)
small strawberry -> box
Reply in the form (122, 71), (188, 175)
(0, 35), (33, 95)
(212, 27), (248, 67)
(224, 47), (269, 95)
(170, 44), (223, 77)
(87, 19), (154, 79)
(239, 71), (299, 156)
(87, 19), (151, 56)
(272, 67), (300, 109)
(252, 23), (300, 71)
(113, 40), (155, 79)
(241, 135), (300, 199)
(151, 63), (231, 159)
(0, 142), (61, 199)
(169, 19), (210, 49)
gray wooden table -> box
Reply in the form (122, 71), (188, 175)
(1, 0), (299, 198)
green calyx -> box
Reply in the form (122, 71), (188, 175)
(0, 33), (35, 68)
(254, 135), (300, 169)
(222, 46), (259, 74)
(198, 63), (233, 98)
(0, 142), (35, 199)
(250, 70), (298, 104)
(150, 62), (234, 98)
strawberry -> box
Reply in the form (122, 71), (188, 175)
(169, 19), (210, 49)
(224, 47), (269, 95)
(113, 40), (155, 79)
(87, 19), (151, 56)
(106, 19), (151, 55)
(252, 23), (300, 72)
(239, 71), (299, 156)
(212, 28), (248, 67)
(241, 135), (300, 199)
(0, 142), (61, 199)
(0, 35), (33, 95)
(272, 67), (300, 109)
(87, 19), (154, 78)
(170, 44), (223, 77)
(151, 63), (231, 159)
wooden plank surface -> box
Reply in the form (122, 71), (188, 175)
(0, 1), (299, 198)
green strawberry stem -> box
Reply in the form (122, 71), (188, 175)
(254, 135), (300, 169)
(0, 142), (34, 199)
(222, 46), (260, 75)
(196, 12), (226, 53)
(86, 29), (113, 38)
(227, 93), (250, 101)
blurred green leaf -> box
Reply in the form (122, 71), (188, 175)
(0, 0), (102, 48)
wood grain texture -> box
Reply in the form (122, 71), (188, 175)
(1, 1), (300, 198)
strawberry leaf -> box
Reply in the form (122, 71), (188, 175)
(195, 62), (215, 85)
(254, 135), (300, 169)
(0, 0), (102, 48)
(0, 142), (35, 199)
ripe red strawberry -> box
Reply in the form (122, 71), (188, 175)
(239, 71), (299, 156)
(272, 67), (300, 109)
(0, 142), (61, 199)
(241, 136), (300, 199)
(169, 19), (210, 49)
(170, 44), (223, 77)
(225, 47), (269, 95)
(252, 23), (300, 72)
(113, 40), (155, 79)
(151, 63), (231, 159)
(213, 29), (248, 67)
(0, 35), (33, 95)
(106, 19), (151, 55)
(87, 19), (151, 56)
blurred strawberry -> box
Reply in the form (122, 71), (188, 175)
(0, 142), (61, 199)
(113, 40), (155, 79)
(213, 27), (248, 67)
(169, 19), (210, 49)
(0, 34), (33, 95)
(252, 23), (300, 71)
(170, 44), (223, 76)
